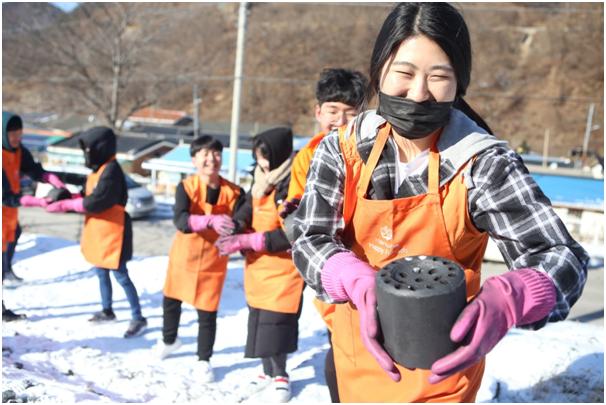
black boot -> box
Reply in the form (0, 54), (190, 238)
(124, 317), (147, 338)
(3, 308), (26, 322)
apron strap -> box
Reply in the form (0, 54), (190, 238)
(358, 124), (390, 196)
(427, 132), (442, 194)
(428, 149), (440, 194)
(359, 124), (443, 196)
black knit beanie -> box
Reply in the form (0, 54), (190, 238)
(6, 116), (23, 132)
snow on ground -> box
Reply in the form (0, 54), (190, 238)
(2, 233), (604, 403)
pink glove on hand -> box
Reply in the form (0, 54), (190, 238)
(322, 251), (401, 382)
(46, 197), (85, 213)
(20, 195), (49, 208)
(188, 214), (235, 236)
(429, 268), (556, 384)
(215, 232), (265, 256)
(42, 173), (66, 189)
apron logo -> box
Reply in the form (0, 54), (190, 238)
(380, 226), (392, 241)
(368, 226), (404, 257)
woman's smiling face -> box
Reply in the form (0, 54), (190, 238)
(380, 34), (457, 103)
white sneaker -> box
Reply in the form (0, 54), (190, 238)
(156, 338), (182, 359)
(267, 376), (291, 403)
(196, 360), (215, 383)
(242, 373), (272, 397)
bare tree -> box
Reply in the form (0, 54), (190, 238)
(11, 3), (166, 129)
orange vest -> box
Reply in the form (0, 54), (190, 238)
(245, 189), (304, 313)
(80, 158), (125, 269)
(163, 175), (241, 311)
(2, 148), (21, 252)
(332, 124), (488, 402)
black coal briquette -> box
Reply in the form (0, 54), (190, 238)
(376, 255), (467, 369)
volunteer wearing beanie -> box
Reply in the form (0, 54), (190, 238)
(292, 3), (587, 402)
(46, 126), (147, 338)
(2, 111), (66, 286)
(216, 127), (303, 403)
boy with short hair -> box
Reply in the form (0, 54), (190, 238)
(284, 68), (368, 206)
(281, 68), (368, 403)
(159, 135), (244, 383)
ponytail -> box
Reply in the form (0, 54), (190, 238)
(454, 98), (493, 135)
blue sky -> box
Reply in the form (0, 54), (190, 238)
(51, 2), (79, 12)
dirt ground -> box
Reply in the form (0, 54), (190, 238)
(16, 204), (604, 327)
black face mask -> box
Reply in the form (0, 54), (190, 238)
(377, 92), (453, 139)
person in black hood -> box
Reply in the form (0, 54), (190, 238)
(46, 126), (147, 338)
(2, 111), (67, 288)
(215, 127), (303, 402)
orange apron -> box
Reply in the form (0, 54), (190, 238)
(163, 175), (241, 311)
(245, 189), (304, 314)
(332, 123), (488, 402)
(2, 148), (21, 252)
(80, 158), (125, 269)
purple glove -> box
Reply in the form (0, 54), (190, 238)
(188, 214), (235, 236)
(46, 197), (85, 213)
(429, 268), (556, 384)
(20, 195), (49, 208)
(278, 198), (300, 219)
(321, 251), (401, 382)
(215, 232), (266, 256)
(42, 173), (66, 189)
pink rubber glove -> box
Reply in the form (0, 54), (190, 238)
(19, 195), (49, 208)
(46, 197), (85, 213)
(188, 214), (235, 236)
(321, 251), (401, 382)
(278, 198), (300, 219)
(429, 268), (556, 384)
(215, 232), (265, 256)
(42, 173), (66, 189)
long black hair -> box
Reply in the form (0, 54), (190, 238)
(360, 2), (492, 134)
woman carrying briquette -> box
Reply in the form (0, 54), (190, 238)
(292, 2), (588, 402)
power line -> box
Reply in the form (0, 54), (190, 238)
(467, 92), (603, 104)
(7, 75), (602, 104)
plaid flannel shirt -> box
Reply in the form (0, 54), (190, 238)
(292, 130), (589, 329)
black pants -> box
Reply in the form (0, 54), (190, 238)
(2, 223), (21, 279)
(325, 331), (340, 403)
(262, 353), (288, 378)
(162, 295), (217, 361)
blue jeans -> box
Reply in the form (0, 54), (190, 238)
(95, 262), (144, 321)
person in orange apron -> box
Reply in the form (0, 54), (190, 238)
(279, 68), (367, 402)
(216, 127), (303, 403)
(292, 3), (587, 402)
(158, 135), (244, 382)
(2, 111), (67, 287)
(46, 127), (148, 339)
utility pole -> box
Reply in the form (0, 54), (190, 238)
(228, 2), (248, 182)
(193, 84), (201, 137)
(582, 102), (595, 166)
(542, 128), (550, 168)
